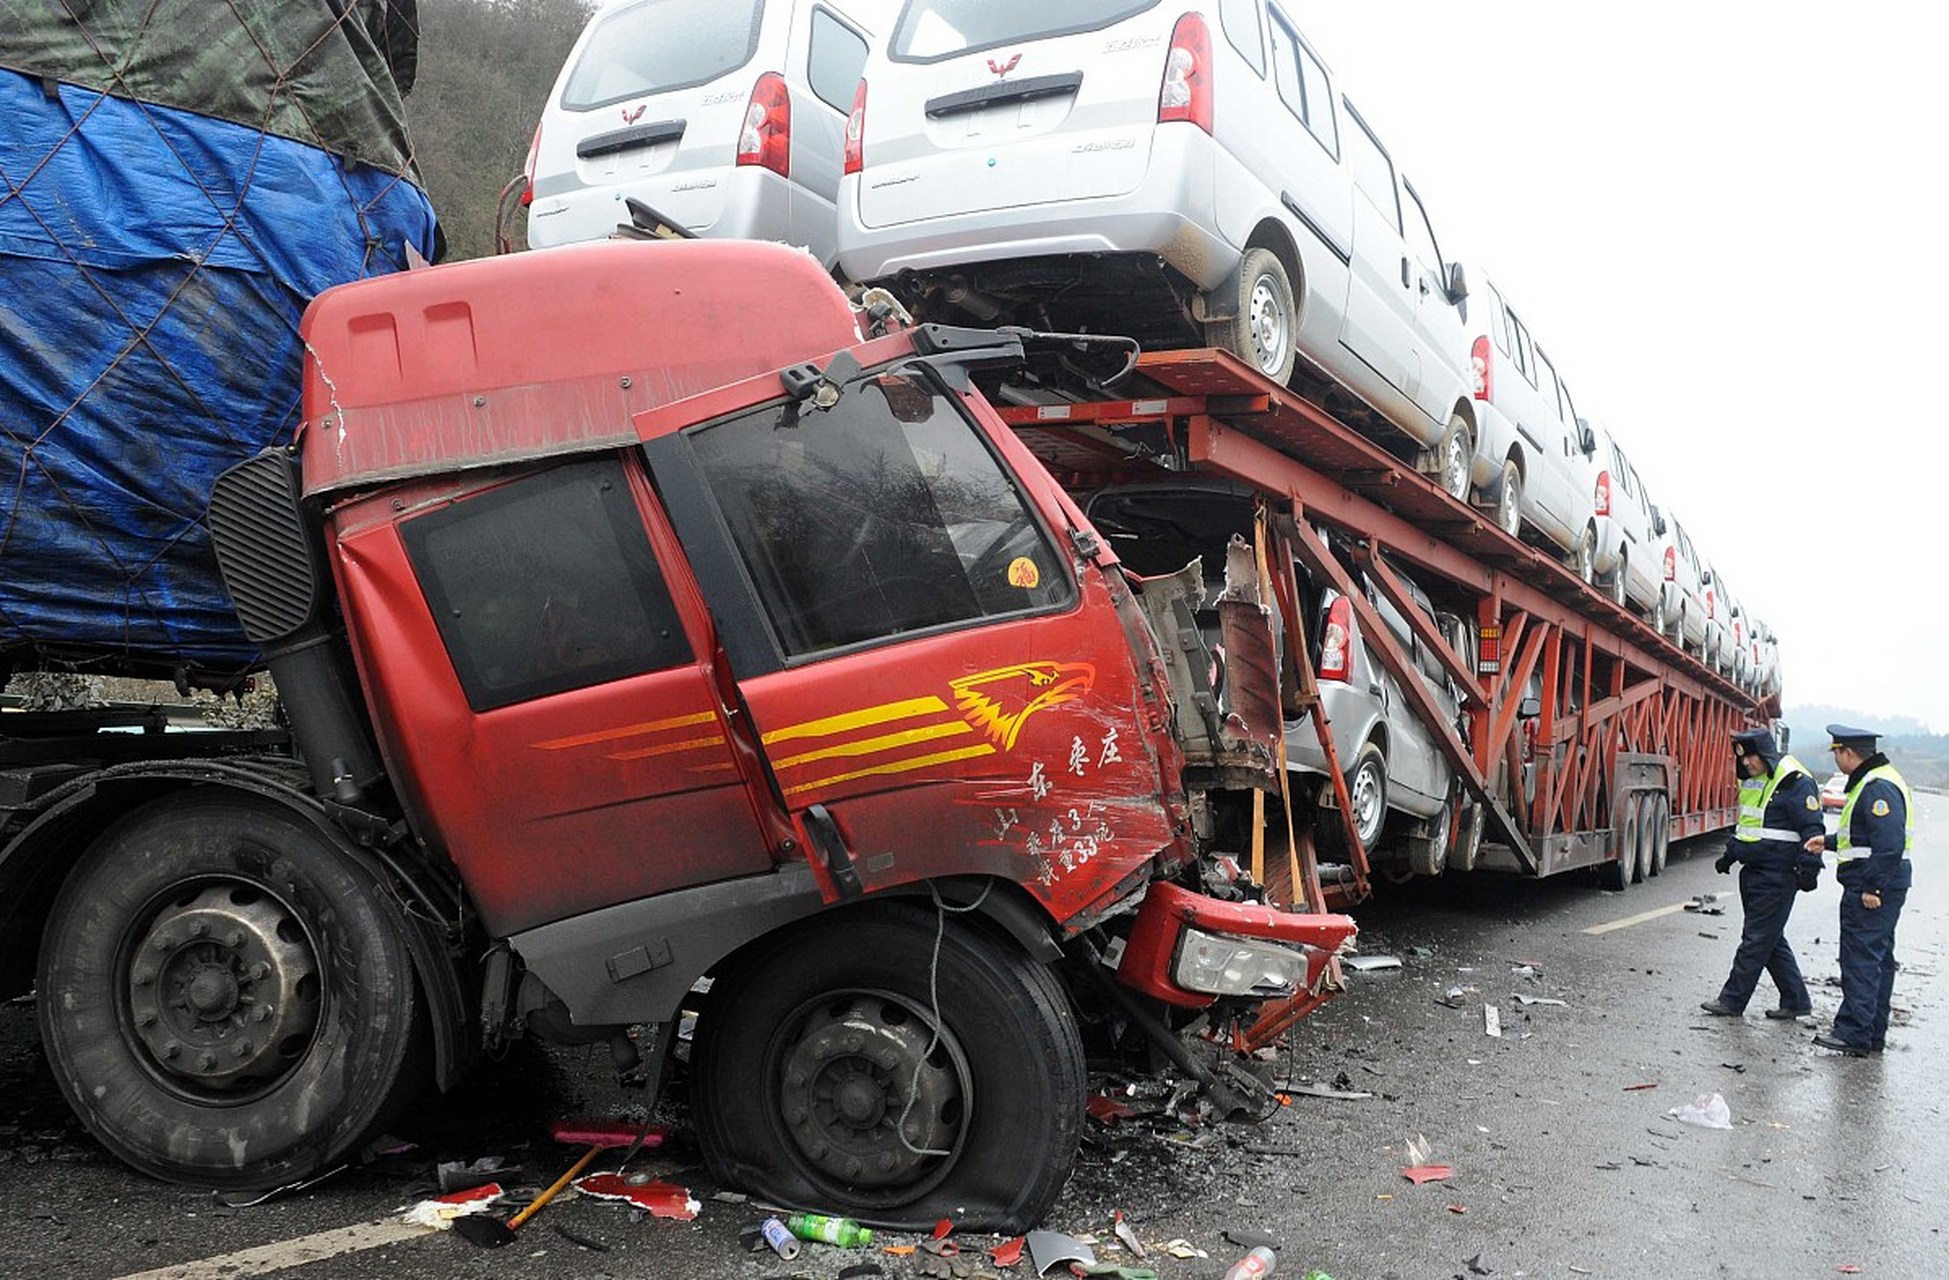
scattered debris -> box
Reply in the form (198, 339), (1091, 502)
(1435, 986), (1474, 1008)
(217, 1164), (350, 1207)
(1224, 1228), (1281, 1252)
(550, 1222), (610, 1252)
(1402, 1165), (1454, 1185)
(1446, 1203), (1468, 1214)
(400, 1182), (504, 1229)
(437, 1156), (510, 1193)
(1163, 1239), (1208, 1259)
(1026, 1229), (1096, 1275)
(1683, 895), (1726, 916)
(1088, 1095), (1143, 1125)
(1465, 1253), (1495, 1275)
(1483, 1005), (1502, 1038)
(572, 1173), (700, 1220)
(989, 1237), (1027, 1268)
(1667, 1093), (1734, 1130)
(1723, 1062), (1748, 1073)
(759, 1216), (801, 1260)
(1622, 1081), (1659, 1091)
(1344, 954), (1403, 972)
(1112, 1210), (1147, 1258)
(1511, 994), (1566, 1007)
(1508, 964), (1541, 980)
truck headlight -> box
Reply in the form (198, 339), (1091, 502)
(1173, 928), (1308, 997)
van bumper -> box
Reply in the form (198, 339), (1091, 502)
(837, 126), (1237, 290)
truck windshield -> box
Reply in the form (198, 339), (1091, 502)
(560, 0), (764, 109)
(688, 370), (1073, 658)
(890, 0), (1159, 62)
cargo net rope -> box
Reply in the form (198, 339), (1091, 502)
(0, 1), (436, 674)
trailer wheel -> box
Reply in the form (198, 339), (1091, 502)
(1210, 248), (1297, 385)
(1648, 793), (1670, 876)
(37, 794), (425, 1189)
(691, 902), (1084, 1233)
(1633, 794), (1656, 883)
(1603, 800), (1637, 892)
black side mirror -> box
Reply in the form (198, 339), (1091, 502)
(1650, 505), (1667, 536)
(1446, 261), (1469, 302)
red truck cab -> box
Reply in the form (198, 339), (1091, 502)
(39, 239), (1353, 1230)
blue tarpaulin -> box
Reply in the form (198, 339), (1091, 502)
(0, 66), (437, 670)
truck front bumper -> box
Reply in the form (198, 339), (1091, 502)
(1118, 881), (1357, 1009)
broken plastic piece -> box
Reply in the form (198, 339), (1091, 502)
(1401, 1165), (1454, 1185)
(1113, 1210), (1147, 1259)
(1025, 1229), (1096, 1275)
(1343, 954), (1402, 972)
(1285, 1082), (1373, 1101)
(571, 1173), (699, 1219)
(1088, 1095), (1142, 1125)
(989, 1236), (1026, 1268)
(1666, 1093), (1733, 1130)
(1512, 994), (1566, 1007)
(1483, 1005), (1502, 1038)
(401, 1182), (504, 1229)
(1163, 1239), (1207, 1259)
(1622, 1081), (1659, 1091)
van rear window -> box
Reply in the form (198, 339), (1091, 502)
(561, 0), (765, 109)
(890, 0), (1159, 62)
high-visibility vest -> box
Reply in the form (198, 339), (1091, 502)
(1733, 754), (1811, 843)
(1835, 763), (1914, 860)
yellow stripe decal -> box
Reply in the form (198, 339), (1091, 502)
(761, 696), (951, 745)
(534, 710), (718, 750)
(608, 734), (728, 761)
(782, 743), (996, 796)
(772, 721), (972, 770)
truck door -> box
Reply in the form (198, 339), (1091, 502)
(341, 454), (775, 938)
(644, 366), (1183, 915)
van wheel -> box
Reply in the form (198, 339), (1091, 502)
(37, 794), (426, 1189)
(691, 903), (1084, 1233)
(1568, 529), (1595, 583)
(1212, 248), (1297, 385)
(1491, 460), (1523, 537)
(1436, 414), (1472, 501)
(1344, 743), (1389, 851)
(1606, 551), (1629, 606)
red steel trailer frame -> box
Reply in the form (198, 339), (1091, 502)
(997, 349), (1767, 913)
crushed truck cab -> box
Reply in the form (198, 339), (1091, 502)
(155, 238), (1351, 1228)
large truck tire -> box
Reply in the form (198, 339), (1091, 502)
(690, 900), (1085, 1233)
(37, 793), (427, 1188)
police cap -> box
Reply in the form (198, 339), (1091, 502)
(1730, 727), (1775, 757)
(1825, 722), (1878, 753)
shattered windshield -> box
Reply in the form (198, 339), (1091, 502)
(688, 371), (1074, 658)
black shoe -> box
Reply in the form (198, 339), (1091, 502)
(1764, 1006), (1813, 1020)
(1699, 1000), (1741, 1017)
(1870, 1041), (1886, 1053)
(1812, 1033), (1870, 1057)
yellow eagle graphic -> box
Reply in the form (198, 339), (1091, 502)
(950, 661), (1096, 750)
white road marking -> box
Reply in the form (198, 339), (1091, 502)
(1582, 901), (1693, 935)
(111, 1219), (436, 1280)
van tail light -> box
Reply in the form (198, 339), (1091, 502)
(737, 72), (791, 176)
(1318, 596), (1353, 682)
(844, 78), (867, 175)
(1471, 336), (1493, 401)
(1158, 13), (1213, 133)
(1593, 470), (1611, 517)
(520, 121), (542, 206)
(1705, 590), (1715, 621)
(1663, 546), (1676, 582)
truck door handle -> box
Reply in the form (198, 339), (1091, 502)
(1400, 257), (1411, 289)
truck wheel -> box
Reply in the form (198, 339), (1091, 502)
(1633, 793), (1655, 883)
(1210, 248), (1297, 385)
(690, 902), (1084, 1233)
(1603, 800), (1637, 892)
(37, 794), (425, 1189)
(1649, 793), (1670, 876)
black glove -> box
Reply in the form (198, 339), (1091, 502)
(1714, 853), (1735, 874)
(1797, 866), (1820, 892)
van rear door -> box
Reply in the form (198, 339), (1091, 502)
(529, 0), (775, 246)
(856, 1), (1170, 229)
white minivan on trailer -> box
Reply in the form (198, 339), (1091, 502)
(835, 0), (1480, 494)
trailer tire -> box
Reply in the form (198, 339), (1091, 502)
(1633, 793), (1656, 883)
(1603, 801), (1636, 892)
(690, 902), (1084, 1233)
(1649, 793), (1670, 876)
(37, 793), (426, 1189)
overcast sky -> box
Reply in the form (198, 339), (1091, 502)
(1284, 2), (1947, 731)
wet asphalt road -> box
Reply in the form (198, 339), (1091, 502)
(2, 799), (1942, 1280)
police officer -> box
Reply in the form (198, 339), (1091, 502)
(1807, 724), (1913, 1056)
(1699, 726), (1825, 1019)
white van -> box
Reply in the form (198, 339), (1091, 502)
(1584, 418), (1664, 616)
(525, 0), (888, 266)
(834, 0), (1480, 495)
(1657, 516), (1709, 657)
(1464, 274), (1599, 573)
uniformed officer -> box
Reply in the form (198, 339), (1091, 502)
(1806, 724), (1913, 1056)
(1699, 726), (1825, 1019)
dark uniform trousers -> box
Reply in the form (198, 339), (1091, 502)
(1717, 858), (1811, 1012)
(1833, 876), (1908, 1047)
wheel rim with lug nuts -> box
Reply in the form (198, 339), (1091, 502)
(126, 882), (320, 1096)
(1249, 275), (1287, 377)
(1351, 763), (1384, 846)
(1443, 431), (1469, 499)
(776, 989), (967, 1196)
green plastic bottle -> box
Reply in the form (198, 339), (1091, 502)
(784, 1213), (874, 1247)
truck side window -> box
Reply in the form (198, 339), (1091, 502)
(687, 371), (1074, 659)
(403, 457), (693, 711)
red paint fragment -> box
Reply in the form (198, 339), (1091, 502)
(990, 1236), (1026, 1267)
(1837, 1267), (1862, 1275)
(1087, 1095), (1139, 1124)
(932, 1218), (955, 1241)
(1446, 1203), (1468, 1214)
(571, 1173), (698, 1219)
(1401, 1164), (1454, 1185)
